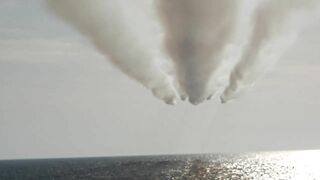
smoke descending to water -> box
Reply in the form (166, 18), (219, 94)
(47, 0), (320, 105)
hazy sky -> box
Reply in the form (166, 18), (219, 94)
(0, 0), (320, 160)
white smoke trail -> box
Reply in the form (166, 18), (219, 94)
(47, 0), (180, 105)
(47, 0), (320, 105)
(221, 0), (320, 102)
(157, 0), (241, 105)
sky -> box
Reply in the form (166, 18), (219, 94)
(0, 0), (320, 160)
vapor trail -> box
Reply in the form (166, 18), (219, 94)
(47, 0), (179, 104)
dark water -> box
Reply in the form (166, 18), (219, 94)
(0, 151), (319, 179)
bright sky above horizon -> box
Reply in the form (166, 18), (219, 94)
(0, 0), (320, 160)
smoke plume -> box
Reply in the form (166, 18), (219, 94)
(47, 0), (180, 105)
(47, 0), (320, 105)
(222, 0), (320, 102)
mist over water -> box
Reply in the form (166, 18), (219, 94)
(47, 0), (320, 105)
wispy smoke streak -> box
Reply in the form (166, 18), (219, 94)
(157, 0), (240, 105)
(47, 0), (320, 105)
(47, 0), (179, 104)
(222, 0), (320, 102)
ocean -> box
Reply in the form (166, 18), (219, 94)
(0, 151), (320, 179)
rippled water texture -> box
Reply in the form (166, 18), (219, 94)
(0, 150), (320, 179)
